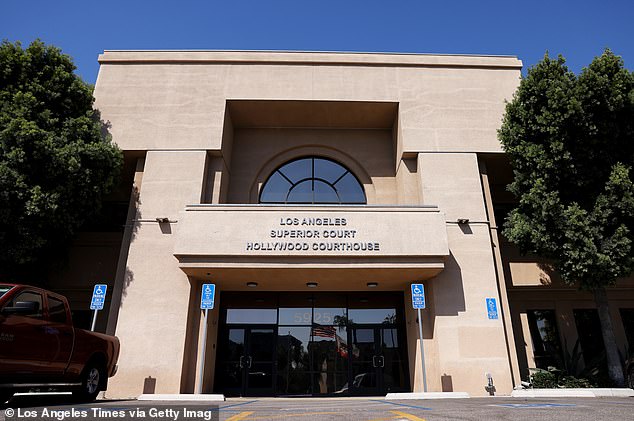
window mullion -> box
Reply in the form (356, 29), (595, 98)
(311, 158), (315, 204)
(332, 170), (349, 186)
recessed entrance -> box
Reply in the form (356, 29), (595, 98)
(214, 292), (410, 397)
(217, 326), (277, 397)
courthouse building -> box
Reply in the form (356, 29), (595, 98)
(54, 50), (634, 398)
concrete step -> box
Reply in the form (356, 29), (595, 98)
(386, 392), (470, 399)
(137, 394), (225, 401)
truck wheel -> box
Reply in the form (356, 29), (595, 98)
(0, 391), (13, 404)
(628, 367), (634, 389)
(73, 363), (105, 402)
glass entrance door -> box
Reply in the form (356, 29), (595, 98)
(216, 292), (410, 396)
(349, 327), (379, 394)
(349, 326), (407, 395)
(217, 326), (276, 397)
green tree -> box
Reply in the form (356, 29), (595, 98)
(0, 40), (122, 275)
(499, 50), (634, 386)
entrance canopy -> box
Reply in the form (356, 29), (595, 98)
(174, 205), (449, 288)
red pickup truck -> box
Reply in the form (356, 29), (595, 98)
(0, 284), (120, 403)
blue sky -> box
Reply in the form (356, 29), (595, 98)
(2, 0), (633, 84)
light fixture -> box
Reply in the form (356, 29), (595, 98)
(246, 282), (258, 288)
(367, 282), (378, 288)
(306, 282), (318, 288)
(457, 218), (469, 224)
(156, 217), (170, 223)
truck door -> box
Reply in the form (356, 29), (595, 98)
(46, 294), (74, 374)
(0, 290), (57, 380)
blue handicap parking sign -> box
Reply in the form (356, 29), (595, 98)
(486, 298), (499, 319)
(201, 284), (216, 310)
(411, 283), (426, 309)
(90, 284), (108, 310)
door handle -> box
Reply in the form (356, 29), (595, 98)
(246, 356), (253, 368)
(239, 356), (246, 369)
(373, 355), (384, 368)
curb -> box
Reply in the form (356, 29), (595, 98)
(137, 394), (226, 401)
(386, 392), (470, 400)
(511, 388), (634, 398)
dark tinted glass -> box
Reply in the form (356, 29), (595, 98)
(526, 310), (562, 369)
(313, 308), (346, 325)
(260, 171), (292, 203)
(277, 326), (311, 395)
(287, 180), (313, 203)
(573, 309), (606, 364)
(620, 308), (634, 350)
(227, 329), (245, 360)
(48, 296), (67, 324)
(250, 329), (275, 361)
(311, 325), (348, 372)
(313, 180), (339, 203)
(279, 308), (312, 325)
(279, 158), (311, 183)
(217, 292), (410, 396)
(334, 172), (366, 203)
(0, 285), (13, 299)
(381, 328), (399, 349)
(313, 371), (348, 395)
(348, 309), (397, 324)
(260, 157), (366, 204)
(353, 328), (375, 343)
(226, 309), (277, 324)
(315, 158), (347, 183)
(278, 327), (311, 370)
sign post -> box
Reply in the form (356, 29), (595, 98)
(411, 283), (427, 392)
(197, 283), (215, 394)
(90, 284), (108, 332)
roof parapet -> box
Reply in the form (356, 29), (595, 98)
(98, 50), (522, 69)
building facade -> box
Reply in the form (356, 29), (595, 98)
(57, 50), (633, 398)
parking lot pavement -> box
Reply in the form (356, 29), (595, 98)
(211, 397), (634, 421)
(2, 395), (634, 421)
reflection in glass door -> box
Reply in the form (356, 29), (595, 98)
(216, 292), (410, 396)
(350, 328), (378, 393)
(217, 326), (276, 396)
(349, 326), (407, 395)
(379, 327), (407, 393)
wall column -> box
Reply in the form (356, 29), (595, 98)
(417, 152), (515, 395)
(106, 150), (207, 398)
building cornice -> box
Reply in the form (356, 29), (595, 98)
(98, 50), (522, 69)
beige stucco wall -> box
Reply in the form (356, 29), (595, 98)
(106, 151), (207, 398)
(92, 51), (526, 398)
(227, 128), (395, 204)
(94, 51), (521, 156)
(174, 206), (449, 259)
(412, 153), (513, 395)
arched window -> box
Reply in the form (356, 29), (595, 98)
(259, 157), (366, 204)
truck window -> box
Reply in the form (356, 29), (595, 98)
(48, 295), (68, 324)
(0, 285), (13, 298)
(11, 291), (43, 319)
